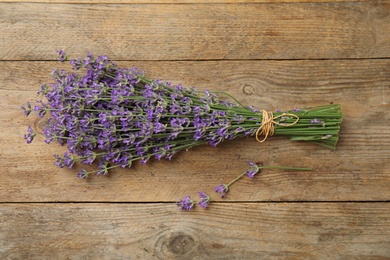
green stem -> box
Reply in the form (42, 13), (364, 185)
(211, 90), (249, 109)
(227, 165), (312, 188)
(227, 171), (248, 187)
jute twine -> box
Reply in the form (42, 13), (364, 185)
(255, 110), (300, 143)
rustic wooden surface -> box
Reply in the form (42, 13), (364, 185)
(0, 1), (389, 259)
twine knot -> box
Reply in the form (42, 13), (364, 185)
(255, 110), (300, 143)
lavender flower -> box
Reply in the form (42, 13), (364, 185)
(22, 50), (342, 178)
(214, 184), (229, 198)
(57, 50), (67, 62)
(176, 196), (195, 210)
(97, 160), (109, 175)
(77, 169), (89, 179)
(246, 161), (261, 179)
(54, 154), (65, 168)
(198, 191), (211, 209)
(63, 152), (75, 168)
(24, 126), (36, 144)
(70, 57), (83, 70)
(21, 102), (32, 117)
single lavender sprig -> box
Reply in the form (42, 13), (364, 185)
(214, 161), (261, 198)
(214, 162), (312, 199)
(177, 161), (312, 210)
(22, 50), (341, 178)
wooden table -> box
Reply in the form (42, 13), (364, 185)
(1, 0), (390, 258)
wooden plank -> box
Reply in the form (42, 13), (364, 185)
(1, 203), (389, 258)
(0, 2), (389, 60)
(1, 59), (389, 202)
(0, 0), (366, 3)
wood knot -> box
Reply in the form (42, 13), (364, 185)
(155, 230), (199, 259)
(242, 84), (255, 95)
(168, 234), (195, 254)
(33, 118), (49, 134)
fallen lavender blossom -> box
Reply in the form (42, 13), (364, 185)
(177, 161), (312, 210)
(22, 51), (342, 178)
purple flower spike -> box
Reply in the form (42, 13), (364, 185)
(246, 160), (261, 179)
(70, 57), (83, 70)
(54, 154), (65, 168)
(24, 126), (36, 144)
(214, 184), (229, 198)
(57, 50), (67, 62)
(176, 196), (195, 211)
(97, 160), (109, 176)
(77, 169), (88, 179)
(198, 191), (211, 209)
(21, 102), (32, 117)
(63, 152), (75, 168)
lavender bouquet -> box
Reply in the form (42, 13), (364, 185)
(22, 51), (342, 178)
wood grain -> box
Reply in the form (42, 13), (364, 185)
(0, 0), (368, 3)
(1, 1), (390, 258)
(1, 59), (389, 202)
(0, 2), (389, 60)
(1, 203), (389, 259)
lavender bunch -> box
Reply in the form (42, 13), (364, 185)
(177, 161), (312, 210)
(22, 51), (342, 178)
